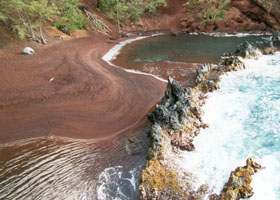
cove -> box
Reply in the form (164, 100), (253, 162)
(113, 34), (267, 67)
(99, 33), (279, 199)
(112, 34), (270, 88)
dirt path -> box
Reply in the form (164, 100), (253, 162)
(0, 36), (166, 143)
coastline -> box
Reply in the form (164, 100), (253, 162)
(139, 32), (280, 199)
(1, 30), (279, 199)
(0, 35), (166, 144)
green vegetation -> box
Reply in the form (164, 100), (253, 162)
(185, 0), (230, 23)
(261, 0), (280, 14)
(54, 0), (87, 34)
(98, 0), (167, 24)
(0, 0), (87, 41)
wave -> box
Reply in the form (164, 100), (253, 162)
(189, 32), (272, 37)
(177, 52), (280, 199)
(97, 165), (143, 200)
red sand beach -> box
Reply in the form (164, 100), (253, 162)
(0, 36), (166, 144)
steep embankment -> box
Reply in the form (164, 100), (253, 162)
(179, 0), (280, 33)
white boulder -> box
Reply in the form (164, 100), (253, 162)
(23, 47), (35, 55)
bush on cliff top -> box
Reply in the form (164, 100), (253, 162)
(185, 0), (230, 23)
(98, 0), (167, 24)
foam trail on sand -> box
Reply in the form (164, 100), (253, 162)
(103, 37), (148, 62)
(178, 52), (280, 199)
(102, 36), (167, 82)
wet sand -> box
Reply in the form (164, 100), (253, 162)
(0, 36), (166, 144)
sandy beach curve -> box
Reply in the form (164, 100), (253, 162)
(0, 36), (166, 143)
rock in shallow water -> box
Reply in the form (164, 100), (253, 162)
(147, 77), (202, 159)
(210, 158), (262, 200)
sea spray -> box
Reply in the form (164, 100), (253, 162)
(97, 166), (142, 200)
(178, 52), (280, 199)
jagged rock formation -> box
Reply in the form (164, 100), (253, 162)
(140, 77), (209, 200)
(209, 158), (262, 200)
(235, 31), (280, 57)
(140, 32), (280, 199)
(272, 31), (280, 48)
(147, 77), (203, 158)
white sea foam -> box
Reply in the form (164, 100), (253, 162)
(97, 166), (141, 200)
(189, 32), (271, 37)
(102, 37), (148, 62)
(165, 61), (205, 66)
(102, 35), (167, 82)
(179, 52), (280, 199)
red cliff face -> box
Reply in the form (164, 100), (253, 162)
(79, 0), (280, 35)
(179, 0), (280, 33)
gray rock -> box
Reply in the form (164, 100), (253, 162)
(235, 41), (259, 57)
(148, 77), (193, 130)
(147, 124), (163, 159)
(272, 31), (280, 48)
(147, 77), (201, 158)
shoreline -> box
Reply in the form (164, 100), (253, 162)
(0, 35), (166, 144)
(0, 31), (272, 142)
(139, 32), (280, 199)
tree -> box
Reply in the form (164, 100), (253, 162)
(0, 0), (88, 41)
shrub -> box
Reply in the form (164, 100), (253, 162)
(0, 0), (88, 39)
(185, 0), (230, 23)
(98, 0), (167, 24)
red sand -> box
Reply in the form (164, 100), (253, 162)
(0, 36), (166, 144)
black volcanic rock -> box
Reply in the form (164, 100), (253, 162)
(235, 41), (259, 58)
(148, 77), (193, 131)
(272, 31), (280, 48)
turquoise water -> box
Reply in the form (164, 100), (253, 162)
(179, 52), (280, 199)
(122, 34), (268, 65)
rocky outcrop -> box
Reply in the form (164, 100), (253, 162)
(235, 32), (280, 57)
(139, 34), (280, 199)
(147, 77), (203, 158)
(210, 158), (262, 200)
(140, 77), (209, 199)
(272, 31), (280, 48)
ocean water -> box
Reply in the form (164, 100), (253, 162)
(179, 52), (280, 199)
(99, 34), (279, 199)
(117, 34), (268, 66)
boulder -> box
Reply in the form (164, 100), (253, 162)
(148, 77), (192, 130)
(211, 158), (263, 200)
(272, 31), (280, 48)
(23, 47), (35, 55)
(235, 41), (259, 58)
